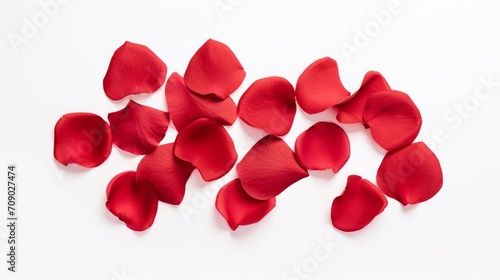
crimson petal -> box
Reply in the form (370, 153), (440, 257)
(295, 57), (349, 114)
(108, 100), (170, 155)
(174, 118), (237, 181)
(54, 113), (112, 168)
(363, 90), (422, 151)
(165, 72), (237, 131)
(237, 135), (309, 200)
(103, 41), (167, 101)
(136, 143), (195, 205)
(377, 142), (443, 206)
(216, 179), (276, 231)
(105, 171), (158, 231)
(331, 175), (388, 232)
(184, 39), (246, 99)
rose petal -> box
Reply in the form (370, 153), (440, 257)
(237, 135), (309, 200)
(376, 142), (443, 206)
(54, 113), (112, 168)
(136, 143), (195, 205)
(237, 76), (296, 136)
(331, 175), (388, 232)
(174, 118), (237, 181)
(108, 100), (170, 155)
(165, 72), (237, 131)
(363, 90), (422, 151)
(103, 41), (167, 101)
(335, 71), (391, 125)
(184, 39), (246, 99)
(216, 179), (276, 231)
(295, 57), (349, 114)
(105, 171), (159, 231)
(295, 122), (350, 172)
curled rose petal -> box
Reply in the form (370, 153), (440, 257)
(165, 72), (237, 131)
(237, 135), (309, 200)
(54, 113), (112, 168)
(174, 118), (237, 181)
(105, 171), (158, 231)
(184, 39), (246, 99)
(295, 57), (349, 114)
(335, 71), (391, 125)
(376, 142), (443, 206)
(363, 90), (422, 151)
(216, 179), (276, 231)
(295, 122), (350, 172)
(103, 41), (167, 101)
(108, 100), (170, 155)
(331, 175), (388, 232)
(136, 143), (195, 205)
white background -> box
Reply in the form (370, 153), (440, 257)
(1, 0), (500, 279)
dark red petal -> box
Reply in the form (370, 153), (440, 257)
(363, 90), (422, 151)
(216, 179), (276, 231)
(331, 175), (388, 232)
(237, 76), (296, 136)
(184, 39), (246, 99)
(377, 142), (443, 206)
(295, 57), (349, 114)
(108, 100), (170, 155)
(295, 122), (350, 172)
(237, 135), (309, 200)
(103, 41), (167, 101)
(335, 71), (391, 125)
(174, 118), (237, 181)
(54, 113), (112, 168)
(165, 72), (237, 131)
(105, 171), (158, 231)
(136, 143), (195, 205)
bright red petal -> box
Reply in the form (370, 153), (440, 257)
(238, 76), (296, 136)
(237, 135), (309, 200)
(136, 143), (195, 205)
(331, 175), (388, 232)
(105, 171), (158, 231)
(377, 142), (443, 206)
(295, 122), (350, 172)
(335, 71), (391, 125)
(295, 57), (349, 114)
(184, 39), (246, 99)
(174, 118), (237, 181)
(165, 72), (237, 131)
(103, 41), (167, 101)
(108, 100), (170, 155)
(216, 179), (276, 231)
(54, 113), (112, 168)
(363, 90), (422, 151)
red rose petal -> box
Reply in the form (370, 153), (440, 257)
(335, 71), (391, 125)
(136, 143), (195, 205)
(331, 175), (388, 232)
(103, 41), (167, 101)
(108, 100), (170, 155)
(174, 118), (237, 181)
(377, 142), (443, 206)
(295, 122), (350, 172)
(54, 113), (112, 168)
(184, 39), (246, 99)
(238, 76), (296, 136)
(105, 171), (159, 231)
(165, 72), (237, 131)
(216, 179), (276, 231)
(237, 135), (309, 200)
(295, 57), (349, 114)
(363, 90), (422, 151)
